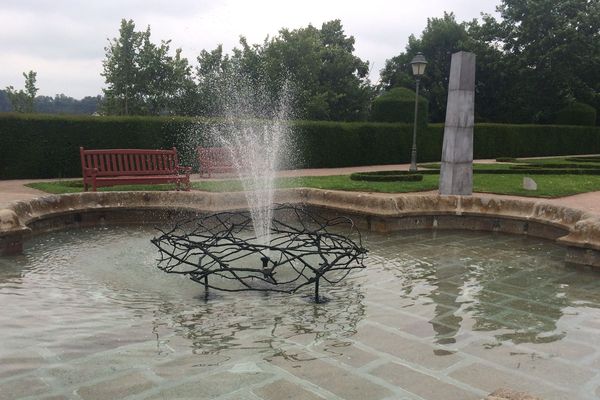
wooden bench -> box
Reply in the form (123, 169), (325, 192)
(80, 147), (191, 192)
(197, 146), (237, 178)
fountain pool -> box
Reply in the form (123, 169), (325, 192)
(2, 224), (600, 400)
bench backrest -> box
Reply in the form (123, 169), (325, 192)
(80, 147), (180, 176)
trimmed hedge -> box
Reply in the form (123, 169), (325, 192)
(350, 171), (425, 182)
(370, 87), (428, 125)
(555, 102), (597, 126)
(1, 113), (600, 179)
(565, 156), (600, 163)
(472, 123), (600, 159)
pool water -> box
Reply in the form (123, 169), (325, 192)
(1, 226), (600, 399)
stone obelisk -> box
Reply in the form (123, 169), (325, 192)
(439, 51), (476, 195)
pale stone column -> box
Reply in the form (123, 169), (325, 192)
(439, 51), (476, 195)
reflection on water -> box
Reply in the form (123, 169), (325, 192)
(364, 230), (596, 348)
(1, 227), (598, 355)
(2, 226), (600, 399)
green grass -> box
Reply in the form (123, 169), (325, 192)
(26, 172), (600, 198)
(473, 174), (600, 197)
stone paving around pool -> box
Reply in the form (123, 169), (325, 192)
(2, 230), (600, 399)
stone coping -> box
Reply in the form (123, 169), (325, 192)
(1, 188), (600, 265)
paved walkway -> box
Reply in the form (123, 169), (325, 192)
(1, 162), (600, 215)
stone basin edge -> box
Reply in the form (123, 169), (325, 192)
(0, 188), (599, 267)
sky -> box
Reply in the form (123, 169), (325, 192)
(0, 0), (500, 99)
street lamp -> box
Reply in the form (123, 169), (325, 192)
(409, 52), (427, 172)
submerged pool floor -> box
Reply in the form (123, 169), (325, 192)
(1, 226), (600, 399)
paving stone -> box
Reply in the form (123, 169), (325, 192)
(518, 339), (597, 362)
(153, 353), (228, 379)
(354, 323), (462, 370)
(253, 379), (326, 400)
(449, 362), (572, 400)
(486, 388), (542, 400)
(367, 307), (434, 338)
(460, 340), (595, 387)
(0, 376), (50, 400)
(0, 354), (47, 378)
(370, 362), (480, 400)
(146, 371), (273, 399)
(76, 372), (156, 400)
(314, 341), (379, 368)
(268, 354), (392, 400)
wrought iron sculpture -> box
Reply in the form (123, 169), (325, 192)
(151, 204), (367, 302)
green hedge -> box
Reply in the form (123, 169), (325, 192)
(555, 102), (597, 126)
(370, 87), (428, 125)
(472, 123), (600, 159)
(1, 113), (600, 179)
(350, 171), (425, 182)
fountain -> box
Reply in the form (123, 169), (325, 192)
(152, 72), (367, 302)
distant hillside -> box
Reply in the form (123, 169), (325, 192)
(0, 90), (101, 114)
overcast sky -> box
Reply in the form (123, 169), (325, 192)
(1, 0), (500, 99)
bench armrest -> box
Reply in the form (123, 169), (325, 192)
(83, 167), (98, 177)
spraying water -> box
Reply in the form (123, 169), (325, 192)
(210, 72), (294, 252)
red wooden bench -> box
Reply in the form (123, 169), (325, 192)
(197, 146), (237, 178)
(80, 147), (191, 192)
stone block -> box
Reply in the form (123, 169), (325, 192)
(523, 177), (538, 191)
(448, 51), (476, 91)
(439, 162), (473, 195)
(268, 354), (392, 400)
(486, 388), (542, 400)
(253, 379), (326, 400)
(76, 372), (155, 400)
(353, 323), (462, 370)
(444, 91), (475, 128)
(440, 51), (476, 196)
(371, 362), (481, 400)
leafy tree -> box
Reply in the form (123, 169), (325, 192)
(102, 19), (141, 115)
(0, 90), (11, 112)
(102, 19), (193, 115)
(379, 13), (475, 122)
(194, 44), (232, 116)
(194, 20), (373, 121)
(5, 70), (38, 113)
(477, 0), (600, 122)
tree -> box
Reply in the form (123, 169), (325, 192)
(194, 20), (374, 121)
(194, 44), (231, 117)
(5, 70), (38, 113)
(102, 19), (140, 115)
(101, 19), (194, 115)
(379, 13), (475, 122)
(477, 0), (600, 122)
(0, 90), (11, 112)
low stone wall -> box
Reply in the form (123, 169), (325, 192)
(1, 189), (600, 267)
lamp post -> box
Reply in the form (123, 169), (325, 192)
(409, 52), (427, 172)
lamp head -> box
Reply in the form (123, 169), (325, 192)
(410, 52), (427, 77)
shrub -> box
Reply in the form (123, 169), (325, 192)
(370, 87), (428, 125)
(555, 102), (597, 126)
(1, 113), (600, 179)
(564, 156), (600, 163)
(350, 171), (425, 182)
(472, 124), (600, 159)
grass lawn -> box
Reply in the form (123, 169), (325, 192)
(26, 172), (600, 198)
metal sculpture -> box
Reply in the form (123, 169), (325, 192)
(151, 204), (367, 302)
